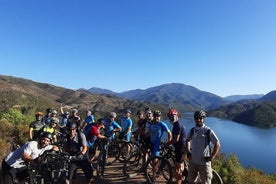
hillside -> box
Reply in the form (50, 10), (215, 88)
(0, 75), (167, 118)
(208, 91), (276, 128)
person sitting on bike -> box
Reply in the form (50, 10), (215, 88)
(165, 108), (187, 184)
(63, 122), (93, 184)
(29, 111), (44, 140)
(84, 118), (107, 163)
(1, 132), (59, 184)
(185, 110), (221, 184)
(104, 112), (122, 140)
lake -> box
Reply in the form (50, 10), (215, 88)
(164, 113), (276, 174)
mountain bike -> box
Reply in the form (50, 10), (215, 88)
(96, 138), (120, 179)
(24, 150), (71, 184)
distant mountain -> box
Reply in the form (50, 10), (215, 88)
(88, 87), (118, 96)
(0, 75), (167, 118)
(89, 83), (228, 112)
(259, 90), (276, 102)
(224, 94), (263, 102)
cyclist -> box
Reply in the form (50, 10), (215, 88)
(84, 118), (107, 163)
(186, 110), (221, 184)
(81, 110), (95, 132)
(165, 108), (187, 184)
(150, 110), (172, 181)
(42, 108), (52, 125)
(29, 111), (44, 140)
(144, 108), (154, 162)
(104, 112), (122, 140)
(133, 110), (147, 142)
(2, 132), (58, 184)
(67, 108), (81, 131)
(59, 110), (70, 134)
(39, 117), (59, 143)
(64, 122), (93, 184)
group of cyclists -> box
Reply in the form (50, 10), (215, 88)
(1, 105), (221, 184)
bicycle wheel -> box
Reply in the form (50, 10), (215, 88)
(118, 142), (133, 162)
(96, 150), (106, 179)
(123, 153), (143, 176)
(107, 144), (120, 164)
(212, 169), (223, 184)
(145, 156), (173, 184)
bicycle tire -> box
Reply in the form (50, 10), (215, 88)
(212, 169), (223, 184)
(145, 156), (173, 184)
(123, 152), (143, 176)
(96, 150), (106, 179)
(118, 142), (132, 162)
(107, 144), (120, 164)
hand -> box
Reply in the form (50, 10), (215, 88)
(77, 152), (84, 160)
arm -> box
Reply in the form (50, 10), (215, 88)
(212, 141), (220, 160)
(166, 130), (172, 143)
(29, 127), (33, 140)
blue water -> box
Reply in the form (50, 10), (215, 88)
(163, 113), (276, 174)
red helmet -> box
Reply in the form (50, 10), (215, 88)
(167, 108), (178, 118)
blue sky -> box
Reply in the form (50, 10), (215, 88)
(0, 0), (275, 97)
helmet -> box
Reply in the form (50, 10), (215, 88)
(145, 107), (152, 114)
(125, 109), (131, 114)
(46, 108), (52, 113)
(40, 132), (53, 142)
(67, 122), (77, 129)
(51, 110), (58, 114)
(110, 112), (117, 118)
(97, 118), (105, 124)
(137, 110), (144, 115)
(194, 110), (206, 118)
(71, 108), (78, 113)
(51, 117), (59, 123)
(64, 111), (70, 115)
(167, 108), (178, 118)
(153, 110), (162, 117)
(36, 111), (43, 116)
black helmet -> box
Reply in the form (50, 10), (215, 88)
(153, 110), (162, 117)
(97, 118), (105, 124)
(194, 110), (206, 118)
(137, 110), (144, 115)
(40, 132), (53, 142)
(46, 108), (52, 113)
(67, 122), (77, 129)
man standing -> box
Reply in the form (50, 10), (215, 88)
(165, 108), (186, 184)
(64, 122), (93, 184)
(186, 110), (220, 184)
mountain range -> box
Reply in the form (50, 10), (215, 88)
(0, 74), (275, 127)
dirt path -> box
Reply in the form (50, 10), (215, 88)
(72, 160), (148, 184)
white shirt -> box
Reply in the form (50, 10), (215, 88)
(4, 141), (53, 168)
